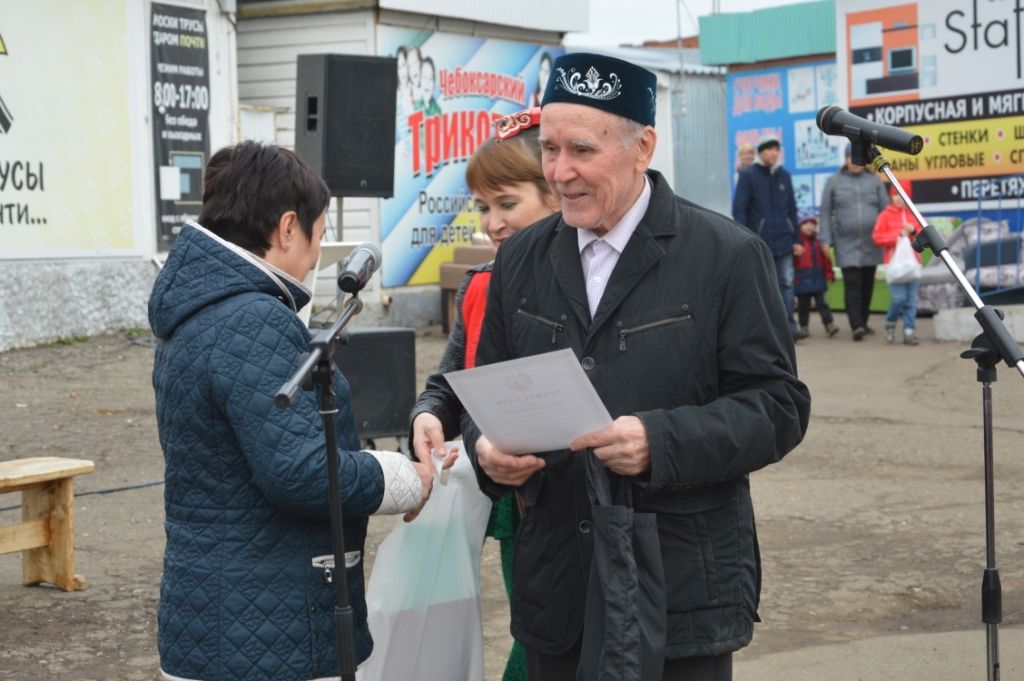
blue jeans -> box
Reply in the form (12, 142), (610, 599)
(886, 280), (920, 330)
(774, 253), (796, 331)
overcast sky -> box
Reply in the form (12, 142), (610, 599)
(564, 0), (816, 46)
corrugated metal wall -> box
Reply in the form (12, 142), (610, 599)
(237, 11), (375, 147)
(672, 73), (730, 217)
(699, 0), (835, 66)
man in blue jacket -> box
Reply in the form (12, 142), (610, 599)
(732, 135), (803, 337)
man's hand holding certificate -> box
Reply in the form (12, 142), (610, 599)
(444, 348), (613, 455)
(445, 349), (617, 486)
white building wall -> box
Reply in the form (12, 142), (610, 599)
(379, 0), (587, 33)
(0, 0), (238, 351)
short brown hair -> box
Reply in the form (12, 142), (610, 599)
(198, 141), (329, 256)
(465, 129), (550, 198)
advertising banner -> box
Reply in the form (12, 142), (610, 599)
(836, 0), (1024, 208)
(378, 27), (563, 287)
(0, 1), (136, 258)
(727, 60), (844, 213)
(151, 2), (211, 251)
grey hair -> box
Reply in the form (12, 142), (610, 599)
(619, 118), (646, 149)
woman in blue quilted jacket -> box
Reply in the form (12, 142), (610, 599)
(148, 141), (434, 681)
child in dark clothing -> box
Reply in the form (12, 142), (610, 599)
(794, 214), (838, 339)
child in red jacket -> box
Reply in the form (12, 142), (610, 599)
(793, 214), (838, 339)
(872, 180), (921, 345)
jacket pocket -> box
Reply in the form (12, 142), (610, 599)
(641, 484), (737, 614)
(513, 307), (567, 349)
(613, 305), (699, 409)
(616, 311), (693, 352)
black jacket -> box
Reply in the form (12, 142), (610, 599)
(462, 171), (811, 658)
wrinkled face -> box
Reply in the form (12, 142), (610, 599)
(758, 145), (780, 167)
(539, 103), (654, 236)
(475, 181), (557, 247)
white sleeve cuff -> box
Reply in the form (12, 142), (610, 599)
(367, 450), (424, 515)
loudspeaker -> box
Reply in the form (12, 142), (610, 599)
(295, 54), (397, 197)
(332, 327), (416, 442)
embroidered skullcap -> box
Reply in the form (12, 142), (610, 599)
(541, 52), (656, 127)
(756, 134), (780, 152)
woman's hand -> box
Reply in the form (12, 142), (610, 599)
(411, 412), (458, 474)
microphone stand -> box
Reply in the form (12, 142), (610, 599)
(276, 294), (363, 681)
(857, 141), (1024, 681)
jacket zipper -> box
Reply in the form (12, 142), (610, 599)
(618, 314), (692, 351)
(516, 308), (564, 344)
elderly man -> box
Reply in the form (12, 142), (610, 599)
(461, 53), (810, 681)
(732, 134), (802, 338)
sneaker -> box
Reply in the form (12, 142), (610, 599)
(864, 325), (877, 335)
(904, 330), (919, 346)
(852, 326), (866, 341)
(825, 323), (839, 337)
(795, 326), (810, 340)
(884, 323), (897, 344)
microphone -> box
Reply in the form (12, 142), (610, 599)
(337, 242), (382, 293)
(816, 105), (924, 155)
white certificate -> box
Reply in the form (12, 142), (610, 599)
(444, 348), (613, 455)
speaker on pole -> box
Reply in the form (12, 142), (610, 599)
(295, 54), (397, 198)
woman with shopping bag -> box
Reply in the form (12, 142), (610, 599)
(373, 108), (558, 681)
(873, 180), (923, 345)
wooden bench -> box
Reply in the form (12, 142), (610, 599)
(439, 244), (496, 333)
(0, 457), (95, 591)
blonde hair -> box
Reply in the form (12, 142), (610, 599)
(465, 129), (550, 198)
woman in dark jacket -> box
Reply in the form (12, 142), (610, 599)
(149, 142), (433, 681)
(410, 108), (558, 681)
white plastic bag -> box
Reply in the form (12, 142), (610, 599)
(357, 445), (492, 681)
(886, 234), (922, 284)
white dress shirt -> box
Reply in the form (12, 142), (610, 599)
(577, 176), (652, 317)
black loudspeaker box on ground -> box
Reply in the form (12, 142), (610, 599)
(331, 327), (416, 443)
(295, 54), (398, 197)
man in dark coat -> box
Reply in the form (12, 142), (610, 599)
(732, 134), (803, 338)
(461, 53), (810, 681)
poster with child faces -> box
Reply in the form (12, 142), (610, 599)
(379, 26), (563, 287)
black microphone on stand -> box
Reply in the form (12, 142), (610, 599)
(337, 242), (382, 293)
(816, 105), (924, 155)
